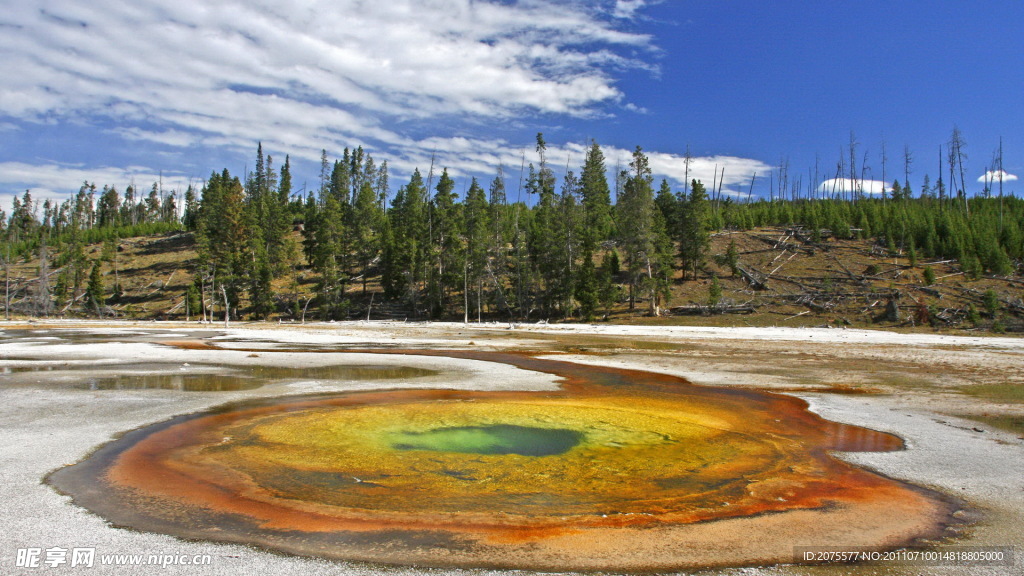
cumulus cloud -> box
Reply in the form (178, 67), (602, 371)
(817, 178), (890, 196)
(613, 0), (651, 19)
(642, 151), (769, 196)
(977, 170), (1018, 183)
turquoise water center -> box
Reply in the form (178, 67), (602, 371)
(389, 424), (583, 456)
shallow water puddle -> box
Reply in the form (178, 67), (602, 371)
(47, 342), (952, 572)
(78, 364), (438, 391)
(79, 372), (264, 391)
(1, 360), (438, 391)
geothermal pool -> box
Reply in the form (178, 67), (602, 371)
(42, 339), (951, 572)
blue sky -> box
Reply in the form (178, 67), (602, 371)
(1, 0), (1021, 207)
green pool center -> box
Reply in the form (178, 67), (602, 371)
(389, 424), (584, 457)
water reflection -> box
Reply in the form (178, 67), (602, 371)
(81, 373), (262, 391)
(2, 361), (439, 392)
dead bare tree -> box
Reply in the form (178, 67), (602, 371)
(716, 165), (725, 211)
(880, 138), (888, 201)
(861, 149), (871, 199)
(221, 286), (230, 328)
(950, 125), (966, 215)
(996, 136), (1005, 232)
(683, 145), (692, 196)
(711, 163), (718, 204)
(849, 131), (858, 202)
(777, 156), (789, 202)
(814, 154), (821, 201)
(938, 145), (945, 204)
(903, 144), (913, 194)
(3, 244), (9, 320)
(949, 126), (969, 215)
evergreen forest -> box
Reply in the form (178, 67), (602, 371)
(2, 136), (1023, 332)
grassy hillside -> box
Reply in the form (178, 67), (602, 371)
(2, 226), (1021, 333)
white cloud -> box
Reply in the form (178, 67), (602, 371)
(0, 162), (193, 206)
(1, 141), (771, 209)
(614, 0), (651, 19)
(817, 178), (890, 196)
(977, 170), (1018, 183)
(642, 151), (770, 195)
(385, 139), (770, 200)
(0, 0), (654, 163)
(0, 1), (775, 204)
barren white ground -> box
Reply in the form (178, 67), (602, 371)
(1, 320), (1021, 576)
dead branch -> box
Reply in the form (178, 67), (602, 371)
(736, 264), (769, 290)
(830, 255), (866, 285)
(767, 251), (799, 278)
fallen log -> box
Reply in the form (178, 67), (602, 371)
(669, 304), (757, 315)
(736, 264), (769, 290)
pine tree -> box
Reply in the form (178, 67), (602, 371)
(351, 179), (383, 295)
(554, 171), (584, 317)
(575, 252), (599, 321)
(86, 261), (104, 316)
(379, 213), (399, 300)
(185, 282), (201, 321)
(679, 179), (710, 281)
(195, 169), (247, 316)
(382, 170), (429, 314)
(708, 274), (722, 309)
(301, 191), (319, 265)
(524, 134), (563, 318)
(725, 239), (740, 276)
(244, 144), (275, 319)
(890, 180), (903, 202)
(463, 178), (491, 321)
(183, 185), (199, 230)
(580, 140), (614, 244)
(967, 302), (981, 326)
(655, 179), (679, 239)
(597, 250), (620, 316)
(97, 185), (121, 228)
(311, 194), (346, 319)
(328, 156), (354, 291)
(617, 146), (670, 316)
(428, 168), (464, 317)
(923, 266), (936, 285)
(486, 169), (515, 318)
(982, 289), (1000, 318)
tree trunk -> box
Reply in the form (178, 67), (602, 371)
(4, 246), (9, 321)
(647, 258), (658, 317)
(221, 286), (230, 328)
